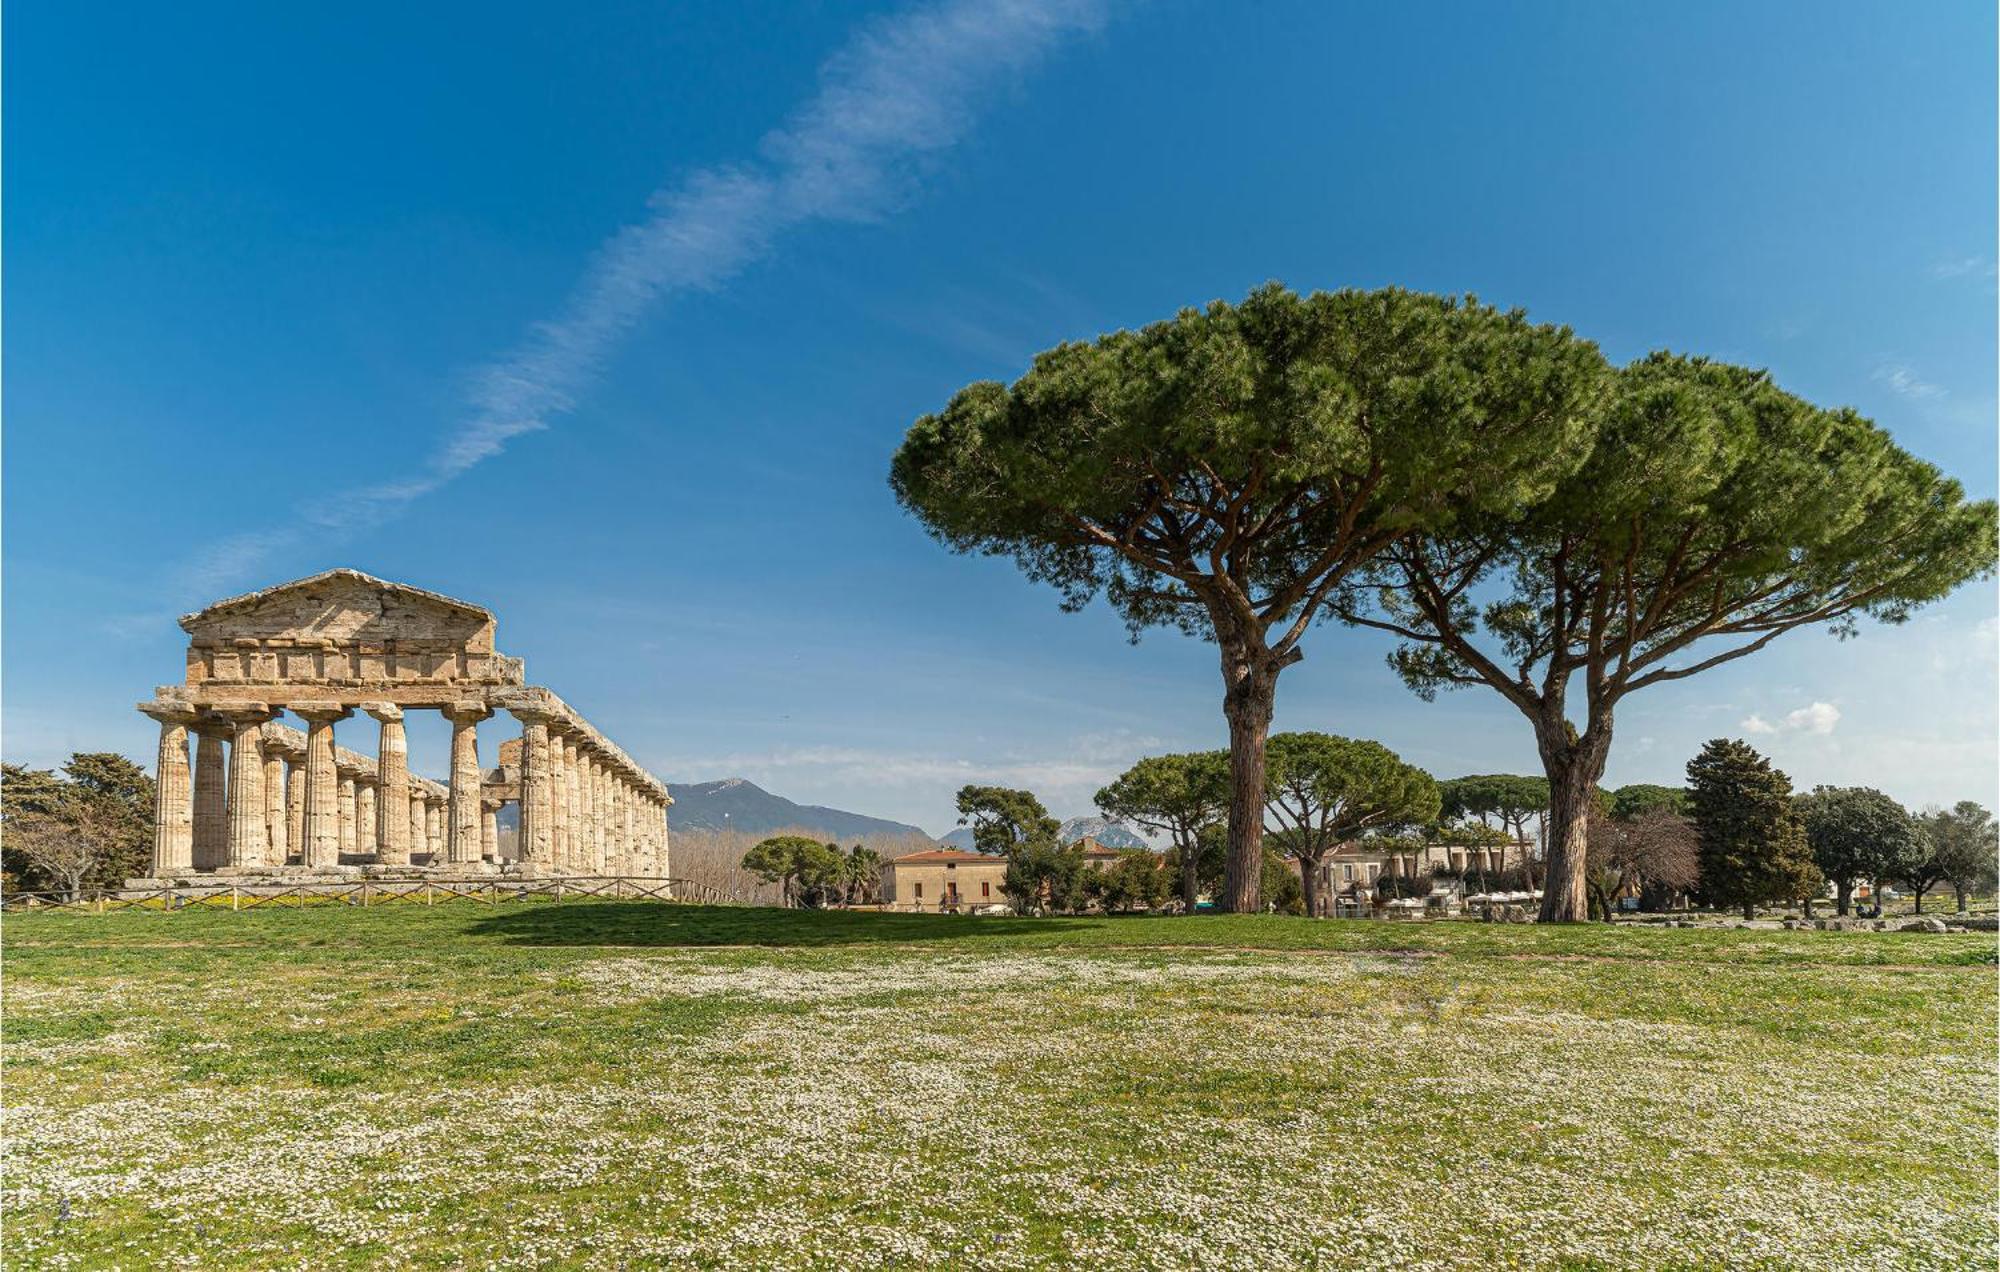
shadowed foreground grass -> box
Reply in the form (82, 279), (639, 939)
(5, 901), (1994, 1269)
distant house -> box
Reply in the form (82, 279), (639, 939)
(881, 838), (1159, 912)
(879, 849), (1008, 911)
(1073, 836), (1129, 869)
(1294, 840), (1536, 915)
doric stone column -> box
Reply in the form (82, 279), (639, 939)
(337, 764), (360, 859)
(512, 710), (555, 873)
(140, 702), (201, 875)
(261, 743), (288, 867)
(443, 703), (491, 865)
(599, 768), (619, 874)
(410, 795), (428, 864)
(285, 762), (304, 863)
(365, 704), (411, 866)
(561, 735), (583, 874)
(635, 794), (654, 876)
(294, 706), (351, 868)
(481, 797), (502, 863)
(594, 757), (612, 873)
(618, 786), (637, 877)
(191, 719), (231, 871)
(656, 796), (672, 884)
(216, 706), (276, 870)
(578, 749), (602, 873)
(611, 781), (629, 876)
(355, 778), (379, 860)
(424, 796), (444, 862)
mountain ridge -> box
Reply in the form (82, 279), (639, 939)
(939, 816), (1149, 851)
(665, 778), (931, 841)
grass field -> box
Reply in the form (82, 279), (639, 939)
(4, 903), (1994, 1270)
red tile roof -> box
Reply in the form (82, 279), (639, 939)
(887, 849), (1004, 865)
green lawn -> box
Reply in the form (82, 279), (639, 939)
(4, 903), (1994, 1270)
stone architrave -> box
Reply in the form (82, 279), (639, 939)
(190, 719), (231, 871)
(365, 704), (410, 866)
(294, 705), (351, 868)
(442, 702), (492, 865)
(140, 702), (202, 875)
(512, 709), (555, 873)
(216, 705), (275, 870)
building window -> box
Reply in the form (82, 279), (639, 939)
(913, 882), (923, 899)
(981, 881), (990, 898)
(1343, 865), (1354, 883)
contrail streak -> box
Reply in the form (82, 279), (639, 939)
(178, 0), (1110, 598)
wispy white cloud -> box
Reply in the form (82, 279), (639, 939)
(179, 0), (1111, 598)
(1930, 254), (1996, 280)
(1871, 361), (1945, 400)
(1741, 701), (1840, 737)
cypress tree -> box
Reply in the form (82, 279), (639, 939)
(1687, 739), (1821, 919)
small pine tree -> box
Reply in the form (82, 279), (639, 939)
(1687, 739), (1821, 918)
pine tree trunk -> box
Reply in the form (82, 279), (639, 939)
(1299, 853), (1321, 920)
(1836, 880), (1851, 916)
(1179, 838), (1201, 913)
(1220, 651), (1278, 914)
(1534, 725), (1611, 924)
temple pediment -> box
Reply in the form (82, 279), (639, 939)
(178, 568), (522, 690)
(181, 568), (496, 648)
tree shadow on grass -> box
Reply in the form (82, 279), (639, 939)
(463, 903), (1091, 948)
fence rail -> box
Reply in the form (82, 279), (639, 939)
(1, 876), (740, 913)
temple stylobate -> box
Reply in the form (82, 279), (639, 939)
(133, 569), (671, 882)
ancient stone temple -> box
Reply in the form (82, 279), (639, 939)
(133, 569), (671, 881)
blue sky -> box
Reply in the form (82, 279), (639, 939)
(7, 0), (1995, 837)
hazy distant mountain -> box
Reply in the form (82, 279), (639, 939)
(939, 817), (1148, 850)
(665, 778), (931, 840)
(1059, 816), (1148, 849)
